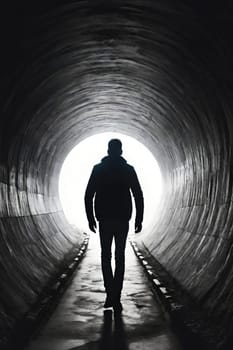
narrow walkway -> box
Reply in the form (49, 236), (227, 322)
(26, 235), (183, 350)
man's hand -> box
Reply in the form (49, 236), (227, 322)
(135, 222), (142, 233)
(89, 220), (97, 233)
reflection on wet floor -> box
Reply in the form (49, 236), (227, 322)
(26, 235), (183, 350)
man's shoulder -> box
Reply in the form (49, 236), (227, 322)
(124, 163), (135, 173)
(93, 163), (102, 171)
(92, 161), (107, 173)
(123, 161), (134, 171)
(118, 158), (135, 173)
(118, 157), (134, 171)
(125, 162), (134, 169)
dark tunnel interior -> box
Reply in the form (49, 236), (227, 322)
(1, 0), (233, 348)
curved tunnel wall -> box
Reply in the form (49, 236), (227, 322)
(0, 0), (233, 346)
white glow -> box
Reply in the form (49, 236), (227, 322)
(59, 133), (163, 233)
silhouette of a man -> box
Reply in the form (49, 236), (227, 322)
(85, 139), (144, 312)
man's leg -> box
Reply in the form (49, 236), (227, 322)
(113, 221), (129, 309)
(99, 221), (114, 306)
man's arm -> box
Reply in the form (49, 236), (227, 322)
(130, 168), (144, 233)
(84, 167), (97, 232)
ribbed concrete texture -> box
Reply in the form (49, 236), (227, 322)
(26, 236), (182, 350)
(0, 0), (233, 348)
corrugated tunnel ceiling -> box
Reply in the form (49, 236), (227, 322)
(1, 1), (233, 348)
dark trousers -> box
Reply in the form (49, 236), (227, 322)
(99, 220), (129, 300)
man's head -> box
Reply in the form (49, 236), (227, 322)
(108, 139), (122, 157)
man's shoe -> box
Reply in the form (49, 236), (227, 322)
(113, 301), (123, 313)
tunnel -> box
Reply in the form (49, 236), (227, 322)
(0, 0), (233, 348)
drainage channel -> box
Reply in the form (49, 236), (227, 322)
(129, 239), (218, 350)
(2, 235), (89, 350)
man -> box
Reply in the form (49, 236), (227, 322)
(84, 139), (144, 312)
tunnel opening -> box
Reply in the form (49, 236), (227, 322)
(58, 132), (163, 235)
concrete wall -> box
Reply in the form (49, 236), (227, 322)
(0, 136), (83, 335)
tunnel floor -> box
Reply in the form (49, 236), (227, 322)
(25, 235), (183, 350)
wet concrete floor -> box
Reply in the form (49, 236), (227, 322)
(26, 234), (183, 350)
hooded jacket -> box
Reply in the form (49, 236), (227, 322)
(85, 155), (144, 223)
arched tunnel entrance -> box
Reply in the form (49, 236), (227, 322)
(0, 1), (233, 348)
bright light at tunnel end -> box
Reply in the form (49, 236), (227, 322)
(59, 132), (163, 234)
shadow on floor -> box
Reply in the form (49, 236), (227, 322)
(98, 310), (129, 350)
(69, 310), (129, 350)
